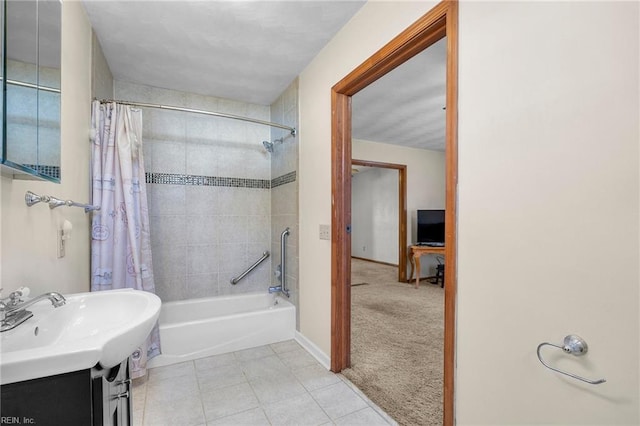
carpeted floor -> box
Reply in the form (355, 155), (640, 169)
(341, 258), (444, 426)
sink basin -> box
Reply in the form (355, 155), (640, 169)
(0, 289), (161, 385)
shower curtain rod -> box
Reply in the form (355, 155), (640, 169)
(98, 99), (297, 136)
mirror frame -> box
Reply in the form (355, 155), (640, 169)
(1, 0), (61, 183)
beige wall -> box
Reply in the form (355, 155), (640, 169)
(353, 139), (445, 274)
(299, 0), (438, 358)
(91, 32), (114, 100)
(1, 1), (93, 296)
(351, 166), (399, 264)
(299, 0), (639, 424)
(299, 2), (437, 362)
(456, 1), (638, 423)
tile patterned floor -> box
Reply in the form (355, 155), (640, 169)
(133, 340), (397, 426)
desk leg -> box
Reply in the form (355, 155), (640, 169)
(414, 254), (421, 289)
(409, 250), (415, 284)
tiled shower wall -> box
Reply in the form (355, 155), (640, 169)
(270, 79), (300, 329)
(114, 81), (273, 302)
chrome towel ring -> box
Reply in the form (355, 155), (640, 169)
(537, 335), (606, 385)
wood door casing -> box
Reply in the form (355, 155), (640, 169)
(351, 159), (407, 283)
(331, 2), (458, 425)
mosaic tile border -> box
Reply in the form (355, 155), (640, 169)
(271, 171), (296, 189)
(146, 171), (298, 189)
(146, 172), (270, 188)
(23, 164), (60, 179)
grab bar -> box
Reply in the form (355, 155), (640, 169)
(230, 251), (270, 285)
(280, 228), (290, 297)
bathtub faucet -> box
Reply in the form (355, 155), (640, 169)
(268, 285), (289, 298)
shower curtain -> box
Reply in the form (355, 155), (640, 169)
(90, 100), (161, 378)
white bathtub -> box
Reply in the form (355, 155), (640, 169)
(147, 292), (295, 368)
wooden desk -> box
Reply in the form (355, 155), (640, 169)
(409, 245), (445, 289)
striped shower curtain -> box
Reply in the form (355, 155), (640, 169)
(90, 100), (161, 378)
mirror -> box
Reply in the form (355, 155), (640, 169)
(0, 3), (3, 146)
(2, 0), (61, 182)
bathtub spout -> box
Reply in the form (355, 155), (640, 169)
(268, 285), (289, 297)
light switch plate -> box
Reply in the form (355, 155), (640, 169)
(57, 230), (65, 258)
(319, 224), (330, 240)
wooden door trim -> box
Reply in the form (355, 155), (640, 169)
(331, 2), (458, 425)
(351, 159), (407, 282)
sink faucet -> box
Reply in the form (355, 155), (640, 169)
(0, 290), (66, 332)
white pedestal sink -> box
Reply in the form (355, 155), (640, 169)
(0, 288), (161, 385)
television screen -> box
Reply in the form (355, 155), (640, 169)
(417, 210), (445, 244)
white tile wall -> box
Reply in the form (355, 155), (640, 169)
(269, 78), (300, 329)
(185, 186), (222, 215)
(112, 78), (299, 308)
(152, 140), (186, 174)
(116, 81), (272, 302)
(186, 141), (219, 177)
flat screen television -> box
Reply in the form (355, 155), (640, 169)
(417, 209), (445, 244)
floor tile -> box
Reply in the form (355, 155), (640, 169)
(143, 395), (205, 426)
(240, 354), (289, 380)
(334, 407), (391, 425)
(208, 408), (270, 426)
(201, 382), (260, 421)
(263, 393), (331, 426)
(233, 345), (275, 362)
(132, 379), (147, 412)
(194, 353), (239, 371)
(132, 408), (144, 426)
(338, 375), (398, 425)
(293, 363), (342, 392)
(277, 347), (319, 370)
(249, 372), (307, 405)
(146, 374), (200, 404)
(270, 339), (302, 354)
(141, 344), (395, 426)
(197, 363), (247, 393)
(311, 381), (369, 420)
(148, 361), (196, 384)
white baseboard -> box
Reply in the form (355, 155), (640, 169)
(295, 331), (330, 370)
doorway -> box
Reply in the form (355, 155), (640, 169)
(330, 2), (458, 425)
(351, 159), (407, 282)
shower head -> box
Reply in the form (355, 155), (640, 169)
(263, 140), (274, 153)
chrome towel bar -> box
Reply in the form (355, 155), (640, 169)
(25, 191), (101, 213)
(537, 334), (606, 385)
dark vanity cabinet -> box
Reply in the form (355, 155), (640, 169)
(92, 359), (133, 426)
(0, 359), (132, 426)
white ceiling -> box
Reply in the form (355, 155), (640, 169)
(82, 1), (445, 151)
(82, 1), (365, 106)
(352, 37), (447, 151)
